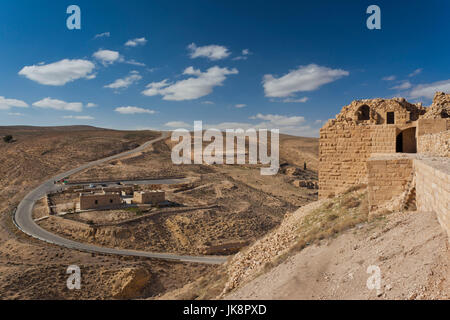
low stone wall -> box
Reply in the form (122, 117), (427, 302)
(417, 130), (450, 158)
(367, 154), (414, 212)
(414, 158), (450, 239)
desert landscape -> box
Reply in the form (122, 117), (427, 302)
(1, 1), (449, 304)
(1, 92), (448, 300)
(0, 126), (320, 299)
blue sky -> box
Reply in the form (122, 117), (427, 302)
(1, 0), (449, 137)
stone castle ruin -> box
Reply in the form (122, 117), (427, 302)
(319, 92), (449, 238)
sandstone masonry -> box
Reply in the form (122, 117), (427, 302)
(319, 92), (449, 199)
(319, 92), (450, 239)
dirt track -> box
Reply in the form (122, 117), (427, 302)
(227, 210), (450, 300)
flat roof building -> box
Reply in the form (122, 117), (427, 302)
(79, 191), (122, 210)
(132, 190), (165, 205)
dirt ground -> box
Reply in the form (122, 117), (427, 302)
(226, 210), (450, 300)
(0, 126), (215, 299)
(2, 126), (448, 300)
(0, 126), (319, 299)
(40, 133), (317, 256)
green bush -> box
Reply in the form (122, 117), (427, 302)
(3, 135), (13, 143)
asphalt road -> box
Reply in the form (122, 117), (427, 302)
(14, 132), (228, 265)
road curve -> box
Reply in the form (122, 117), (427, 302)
(14, 132), (228, 265)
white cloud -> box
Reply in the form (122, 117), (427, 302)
(18, 59), (95, 86)
(125, 37), (148, 47)
(8, 112), (24, 116)
(390, 80), (412, 90)
(115, 106), (156, 114)
(382, 75), (396, 81)
(125, 59), (146, 67)
(203, 122), (256, 131)
(164, 121), (190, 128)
(0, 96), (28, 110)
(250, 113), (305, 126)
(104, 71), (142, 89)
(409, 79), (450, 99)
(202, 101), (215, 105)
(33, 98), (83, 112)
(232, 49), (252, 61)
(86, 103), (97, 108)
(187, 43), (230, 60)
(282, 97), (309, 103)
(94, 32), (110, 39)
(409, 68), (422, 77)
(263, 64), (349, 98)
(93, 49), (121, 65)
(142, 66), (238, 101)
(235, 104), (246, 108)
(63, 115), (94, 120)
(204, 113), (318, 137)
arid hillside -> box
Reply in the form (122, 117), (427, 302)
(0, 126), (320, 299)
(36, 132), (319, 260)
(159, 187), (449, 300)
(279, 134), (319, 171)
(0, 126), (215, 299)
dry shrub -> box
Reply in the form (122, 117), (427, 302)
(289, 189), (369, 257)
(344, 183), (367, 194)
(341, 197), (360, 209)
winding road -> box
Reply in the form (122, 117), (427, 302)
(13, 132), (228, 265)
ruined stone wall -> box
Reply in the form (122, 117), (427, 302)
(319, 92), (448, 199)
(421, 92), (450, 119)
(417, 119), (449, 136)
(367, 155), (414, 212)
(319, 124), (396, 198)
(418, 130), (450, 157)
(414, 158), (450, 239)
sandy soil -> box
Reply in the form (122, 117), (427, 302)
(0, 126), (320, 299)
(0, 126), (216, 299)
(227, 210), (450, 300)
(42, 134), (317, 256)
(37, 169), (301, 255)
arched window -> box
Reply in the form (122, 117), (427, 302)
(357, 105), (370, 120)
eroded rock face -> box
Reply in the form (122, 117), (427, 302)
(284, 167), (302, 176)
(108, 267), (151, 299)
(292, 180), (318, 189)
(422, 92), (450, 119)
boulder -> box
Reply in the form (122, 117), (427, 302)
(110, 267), (151, 299)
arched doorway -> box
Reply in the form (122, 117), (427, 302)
(356, 105), (371, 121)
(396, 127), (417, 153)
